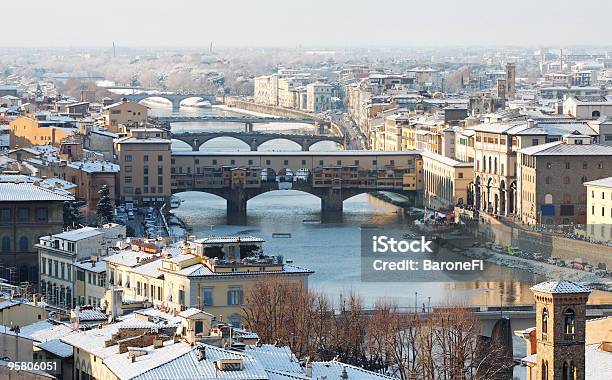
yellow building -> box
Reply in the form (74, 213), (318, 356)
(114, 128), (171, 205)
(103, 100), (148, 133)
(0, 299), (50, 328)
(584, 177), (612, 241)
(421, 151), (473, 209)
(104, 236), (313, 326)
(9, 114), (76, 148)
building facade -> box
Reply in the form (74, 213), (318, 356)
(114, 128), (171, 205)
(518, 138), (612, 225)
(584, 177), (612, 241)
(0, 182), (73, 284)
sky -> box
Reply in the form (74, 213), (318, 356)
(4, 0), (612, 48)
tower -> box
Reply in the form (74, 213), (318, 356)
(531, 280), (591, 380)
(505, 63), (516, 99)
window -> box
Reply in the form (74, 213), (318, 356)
(541, 308), (548, 340)
(202, 288), (214, 306)
(18, 208), (29, 222)
(565, 162), (570, 169)
(542, 360), (548, 380)
(563, 177), (570, 184)
(532, 139), (539, 146)
(1, 208), (10, 222)
(35, 208), (48, 222)
(546, 162), (552, 169)
(41, 258), (46, 274)
(598, 162), (604, 169)
(19, 236), (28, 252)
(562, 361), (577, 380)
(583, 162), (588, 169)
(227, 287), (243, 305)
(125, 155), (132, 162)
(1, 236), (10, 252)
(158, 155), (163, 161)
(144, 155), (149, 162)
(178, 287), (185, 305)
(545, 176), (551, 184)
(564, 309), (575, 340)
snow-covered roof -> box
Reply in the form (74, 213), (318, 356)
(584, 177), (612, 189)
(312, 361), (396, 379)
(130, 344), (267, 380)
(37, 338), (73, 358)
(195, 236), (265, 245)
(519, 141), (612, 156)
(67, 160), (120, 173)
(51, 226), (103, 242)
(530, 280), (590, 294)
(243, 345), (302, 374)
(0, 182), (74, 202)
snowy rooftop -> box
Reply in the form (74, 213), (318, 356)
(519, 141), (612, 156)
(195, 236), (265, 245)
(67, 160), (120, 173)
(49, 226), (103, 242)
(0, 182), (74, 202)
(530, 280), (591, 294)
(584, 177), (612, 189)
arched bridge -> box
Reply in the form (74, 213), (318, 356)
(123, 93), (217, 110)
(152, 115), (319, 124)
(170, 151), (423, 218)
(171, 131), (346, 151)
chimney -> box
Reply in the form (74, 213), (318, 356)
(527, 119), (534, 128)
(196, 345), (206, 361)
(305, 357), (312, 377)
(340, 367), (349, 380)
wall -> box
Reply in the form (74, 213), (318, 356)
(479, 214), (612, 268)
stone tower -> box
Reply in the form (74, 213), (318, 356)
(531, 280), (591, 380)
(505, 63), (516, 99)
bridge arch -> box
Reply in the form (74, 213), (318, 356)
(257, 138), (303, 152)
(178, 96), (210, 107)
(308, 140), (344, 151)
(197, 136), (251, 152)
(136, 95), (174, 107)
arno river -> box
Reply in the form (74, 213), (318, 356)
(148, 101), (611, 308)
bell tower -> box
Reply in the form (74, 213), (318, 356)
(531, 280), (590, 380)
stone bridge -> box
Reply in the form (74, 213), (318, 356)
(124, 92), (217, 110)
(170, 151), (423, 219)
(171, 131), (346, 151)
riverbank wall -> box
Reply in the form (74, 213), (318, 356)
(475, 212), (612, 269)
(222, 97), (344, 138)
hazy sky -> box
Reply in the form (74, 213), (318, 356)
(4, 0), (612, 48)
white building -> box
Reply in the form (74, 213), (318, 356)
(37, 225), (126, 308)
(563, 96), (612, 119)
(306, 82), (332, 112)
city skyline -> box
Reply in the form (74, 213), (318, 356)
(3, 0), (612, 48)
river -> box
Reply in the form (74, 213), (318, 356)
(148, 100), (612, 308)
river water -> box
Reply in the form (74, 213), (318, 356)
(148, 101), (612, 308)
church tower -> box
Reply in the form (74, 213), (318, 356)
(531, 280), (591, 380)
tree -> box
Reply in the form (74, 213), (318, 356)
(63, 201), (84, 230)
(96, 185), (114, 225)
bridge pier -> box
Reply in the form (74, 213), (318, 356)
(320, 189), (343, 213)
(301, 141), (310, 151)
(171, 99), (181, 111)
(226, 190), (248, 220)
